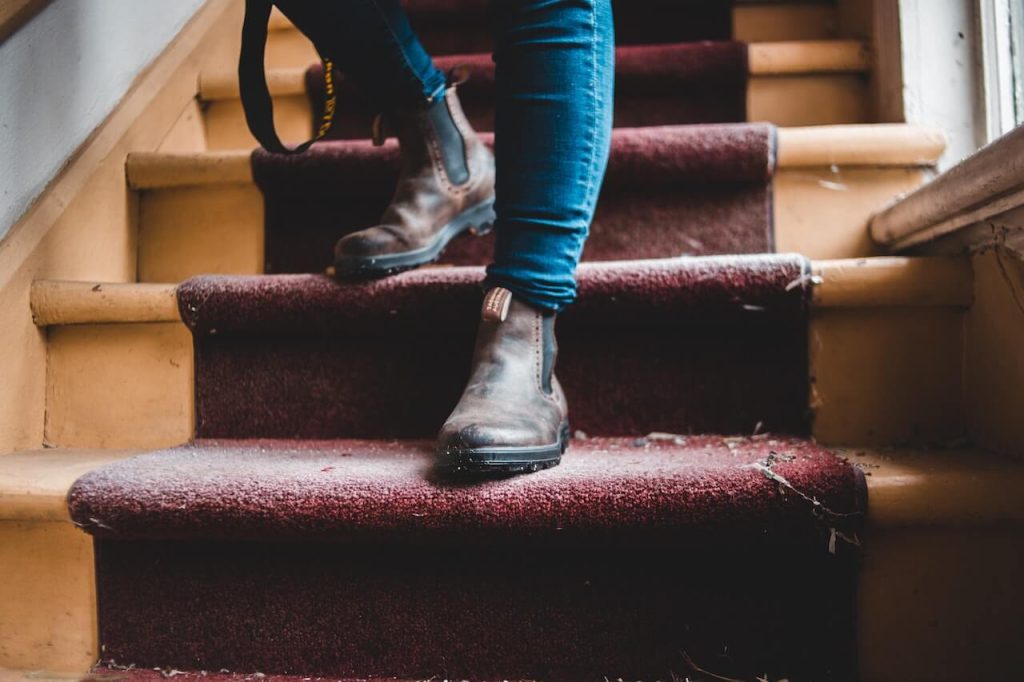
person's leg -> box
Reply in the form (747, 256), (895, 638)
(487, 0), (616, 312)
(437, 0), (615, 473)
(273, 0), (496, 277)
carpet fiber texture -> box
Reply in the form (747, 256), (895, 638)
(308, 42), (749, 140)
(252, 123), (776, 274)
(177, 255), (810, 440)
(72, 436), (864, 681)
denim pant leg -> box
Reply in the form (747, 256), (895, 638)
(486, 0), (616, 312)
(273, 0), (446, 111)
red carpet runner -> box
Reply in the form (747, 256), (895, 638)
(72, 436), (865, 681)
(254, 124), (776, 274)
(178, 256), (807, 439)
(71, 3), (867, 680)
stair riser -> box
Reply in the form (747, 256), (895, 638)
(95, 539), (856, 680)
(0, 520), (98, 673)
(261, 185), (773, 275)
(194, 318), (808, 440)
(201, 76), (868, 149)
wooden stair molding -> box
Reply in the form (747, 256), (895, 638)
(869, 124), (1024, 254)
(127, 124), (946, 191)
(748, 40), (871, 75)
(29, 257), (971, 327)
(811, 256), (973, 308)
(777, 124), (947, 167)
(30, 281), (180, 326)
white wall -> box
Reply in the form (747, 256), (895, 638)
(0, 0), (205, 240)
(899, 0), (987, 169)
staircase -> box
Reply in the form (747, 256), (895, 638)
(4, 1), (1024, 681)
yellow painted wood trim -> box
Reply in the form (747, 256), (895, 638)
(199, 40), (871, 101)
(749, 40), (871, 75)
(0, 0), (239, 457)
(200, 66), (308, 100)
(847, 447), (1024, 529)
(126, 149), (252, 189)
(30, 257), (971, 326)
(777, 124), (947, 167)
(811, 256), (973, 308)
(30, 281), (180, 326)
(127, 125), (947, 190)
(0, 449), (139, 521)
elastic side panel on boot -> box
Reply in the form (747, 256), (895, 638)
(176, 254), (808, 440)
(306, 42), (749, 141)
(252, 123), (775, 274)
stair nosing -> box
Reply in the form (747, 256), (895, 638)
(124, 124), (947, 191)
(29, 256), (972, 328)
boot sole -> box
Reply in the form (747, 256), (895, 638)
(436, 422), (570, 476)
(333, 198), (496, 280)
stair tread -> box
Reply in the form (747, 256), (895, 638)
(5, 443), (1019, 529)
(177, 255), (809, 333)
(250, 123), (776, 192)
(68, 435), (864, 545)
(125, 124), (947, 190)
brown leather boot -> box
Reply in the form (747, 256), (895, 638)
(437, 287), (570, 474)
(333, 86), (495, 278)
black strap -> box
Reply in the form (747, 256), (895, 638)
(238, 0), (336, 154)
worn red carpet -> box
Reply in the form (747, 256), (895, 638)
(308, 42), (749, 140)
(177, 255), (809, 440)
(397, 0), (733, 55)
(71, 436), (865, 681)
(253, 123), (775, 274)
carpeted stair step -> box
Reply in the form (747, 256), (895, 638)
(177, 255), (810, 440)
(11, 439), (1024, 680)
(69, 434), (866, 681)
(254, 123), (775, 274)
(200, 40), (871, 149)
(127, 125), (947, 283)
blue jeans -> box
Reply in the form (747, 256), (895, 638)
(277, 0), (615, 312)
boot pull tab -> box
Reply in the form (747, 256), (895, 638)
(482, 288), (512, 323)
